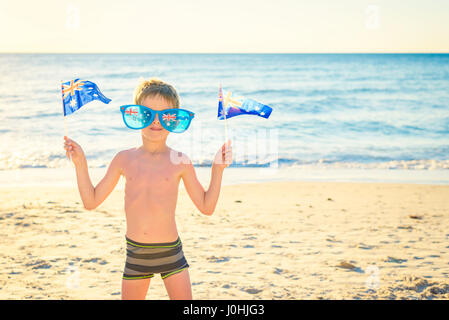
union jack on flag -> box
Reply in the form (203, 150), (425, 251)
(61, 79), (111, 116)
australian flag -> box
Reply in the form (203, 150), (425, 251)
(217, 87), (273, 120)
(61, 79), (111, 116)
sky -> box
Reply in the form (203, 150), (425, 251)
(0, 0), (448, 53)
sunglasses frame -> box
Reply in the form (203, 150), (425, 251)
(120, 104), (195, 133)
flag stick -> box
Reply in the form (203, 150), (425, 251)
(64, 117), (69, 139)
(220, 84), (229, 144)
(223, 105), (229, 144)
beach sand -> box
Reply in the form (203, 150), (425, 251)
(0, 181), (448, 300)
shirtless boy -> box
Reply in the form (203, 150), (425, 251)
(63, 78), (232, 299)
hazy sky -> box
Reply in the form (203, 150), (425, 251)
(0, 0), (448, 53)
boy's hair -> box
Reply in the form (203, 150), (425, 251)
(133, 78), (180, 108)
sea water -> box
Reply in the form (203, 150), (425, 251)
(0, 53), (448, 185)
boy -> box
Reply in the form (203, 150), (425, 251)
(63, 78), (232, 300)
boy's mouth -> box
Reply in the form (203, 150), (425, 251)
(150, 127), (163, 131)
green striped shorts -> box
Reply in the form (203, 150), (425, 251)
(123, 236), (189, 280)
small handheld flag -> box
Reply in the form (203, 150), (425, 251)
(217, 90), (273, 120)
(61, 79), (111, 116)
(61, 79), (111, 162)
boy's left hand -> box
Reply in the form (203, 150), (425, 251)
(213, 140), (232, 169)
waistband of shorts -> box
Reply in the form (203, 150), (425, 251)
(125, 236), (181, 248)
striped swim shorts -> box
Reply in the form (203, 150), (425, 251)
(123, 236), (189, 280)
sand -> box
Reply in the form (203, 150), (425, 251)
(0, 181), (448, 300)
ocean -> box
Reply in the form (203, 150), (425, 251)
(0, 53), (448, 185)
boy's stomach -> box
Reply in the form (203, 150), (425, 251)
(124, 209), (179, 243)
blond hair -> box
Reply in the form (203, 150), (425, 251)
(133, 77), (180, 108)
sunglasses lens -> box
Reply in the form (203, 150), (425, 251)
(123, 106), (152, 129)
(161, 109), (193, 133)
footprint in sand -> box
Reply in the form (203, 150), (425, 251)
(385, 256), (407, 264)
(14, 222), (31, 227)
(0, 212), (15, 220)
(241, 287), (263, 294)
(336, 261), (357, 269)
(357, 243), (374, 250)
(82, 258), (108, 265)
(273, 268), (284, 275)
(63, 209), (82, 213)
(26, 260), (52, 270)
(326, 237), (342, 243)
(207, 256), (230, 263)
(335, 261), (364, 273)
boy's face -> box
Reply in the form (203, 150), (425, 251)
(140, 95), (172, 142)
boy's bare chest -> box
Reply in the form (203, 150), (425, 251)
(123, 156), (182, 189)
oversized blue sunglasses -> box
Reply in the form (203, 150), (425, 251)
(120, 105), (195, 133)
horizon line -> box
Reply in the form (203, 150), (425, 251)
(1, 52), (449, 55)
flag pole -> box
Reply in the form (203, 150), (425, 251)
(61, 80), (71, 162)
(223, 100), (229, 145)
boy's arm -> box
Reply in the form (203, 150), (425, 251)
(181, 141), (232, 216)
(75, 151), (124, 210)
(181, 159), (224, 216)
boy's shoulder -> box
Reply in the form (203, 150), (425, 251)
(116, 147), (135, 158)
(113, 148), (138, 165)
(168, 147), (191, 165)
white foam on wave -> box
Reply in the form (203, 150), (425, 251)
(289, 159), (449, 170)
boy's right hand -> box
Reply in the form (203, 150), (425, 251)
(63, 136), (86, 166)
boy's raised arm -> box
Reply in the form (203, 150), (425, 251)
(180, 153), (206, 214)
(64, 136), (123, 210)
(181, 141), (232, 216)
(82, 151), (124, 210)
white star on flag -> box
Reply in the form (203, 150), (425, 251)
(70, 98), (77, 107)
(220, 107), (227, 117)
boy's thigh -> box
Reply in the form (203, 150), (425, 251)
(121, 278), (151, 300)
(162, 268), (192, 300)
